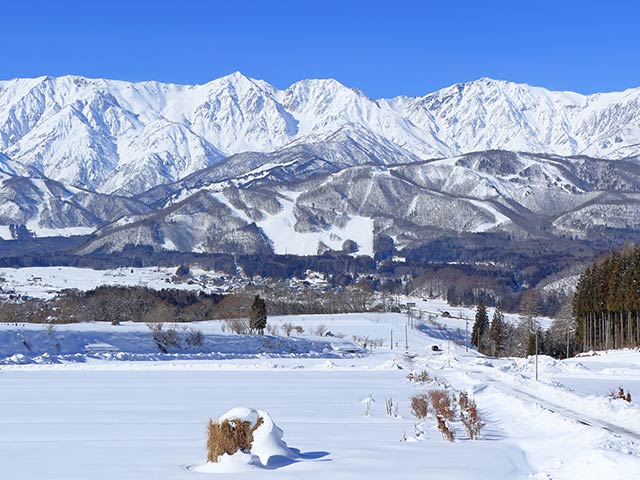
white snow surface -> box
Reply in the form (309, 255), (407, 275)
(0, 266), (212, 299)
(257, 192), (374, 255)
(1, 303), (639, 478)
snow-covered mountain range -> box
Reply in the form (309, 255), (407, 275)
(1, 72), (640, 255)
(2, 73), (640, 195)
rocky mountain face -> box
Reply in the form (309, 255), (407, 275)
(2, 73), (640, 195)
(1, 72), (640, 256)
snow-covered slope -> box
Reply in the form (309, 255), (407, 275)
(79, 150), (640, 255)
(2, 73), (640, 194)
(0, 172), (146, 238)
(386, 78), (640, 159)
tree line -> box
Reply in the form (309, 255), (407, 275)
(0, 281), (384, 324)
(471, 293), (576, 359)
(573, 246), (640, 351)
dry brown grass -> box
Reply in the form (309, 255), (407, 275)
(410, 394), (428, 419)
(436, 416), (455, 442)
(428, 388), (457, 441)
(458, 390), (469, 411)
(206, 416), (264, 462)
(458, 390), (484, 440)
(427, 388), (456, 421)
(608, 387), (632, 403)
(462, 402), (484, 440)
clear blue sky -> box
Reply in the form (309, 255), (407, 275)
(3, 0), (638, 98)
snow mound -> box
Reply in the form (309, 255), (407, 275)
(3, 353), (32, 364)
(374, 359), (404, 370)
(250, 409), (294, 465)
(470, 358), (494, 367)
(316, 360), (337, 369)
(194, 407), (298, 473)
(218, 407), (262, 429)
(192, 452), (261, 473)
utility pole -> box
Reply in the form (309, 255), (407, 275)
(465, 319), (469, 353)
(405, 324), (409, 353)
(535, 330), (539, 381)
(407, 302), (416, 329)
(390, 329), (393, 350)
(566, 315), (570, 359)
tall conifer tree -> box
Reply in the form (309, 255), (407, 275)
(471, 300), (490, 353)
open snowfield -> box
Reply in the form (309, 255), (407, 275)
(0, 266), (215, 299)
(1, 310), (640, 479)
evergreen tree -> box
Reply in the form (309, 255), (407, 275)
(489, 307), (506, 356)
(249, 295), (267, 335)
(573, 245), (640, 352)
(471, 300), (490, 353)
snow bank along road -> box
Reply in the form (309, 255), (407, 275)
(1, 313), (639, 479)
(468, 370), (640, 442)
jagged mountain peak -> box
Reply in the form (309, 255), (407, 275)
(202, 70), (275, 94)
(1, 72), (640, 195)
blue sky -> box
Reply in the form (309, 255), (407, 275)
(3, 0), (638, 98)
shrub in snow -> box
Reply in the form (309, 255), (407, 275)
(437, 416), (455, 442)
(224, 318), (250, 335)
(314, 324), (328, 337)
(204, 407), (296, 469)
(410, 394), (428, 419)
(266, 324), (280, 336)
(281, 322), (294, 337)
(147, 323), (181, 353)
(293, 325), (304, 335)
(352, 335), (369, 348)
(407, 370), (432, 383)
(207, 415), (264, 463)
(459, 390), (484, 440)
(428, 388), (456, 421)
(458, 390), (469, 411)
(428, 388), (456, 441)
(608, 387), (632, 403)
(185, 328), (204, 347)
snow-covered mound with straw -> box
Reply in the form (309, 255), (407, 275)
(194, 407), (297, 473)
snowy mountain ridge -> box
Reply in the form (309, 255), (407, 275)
(76, 149), (640, 256)
(2, 73), (640, 195)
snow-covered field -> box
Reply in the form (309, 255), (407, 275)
(1, 311), (640, 479)
(0, 266), (214, 299)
